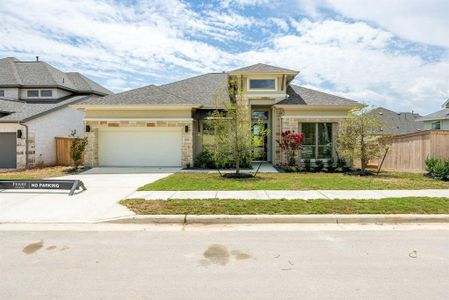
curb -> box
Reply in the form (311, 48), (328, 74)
(105, 214), (449, 224)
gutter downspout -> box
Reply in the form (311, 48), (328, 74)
(18, 122), (29, 169)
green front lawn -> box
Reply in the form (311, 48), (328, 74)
(120, 197), (449, 215)
(138, 172), (449, 191)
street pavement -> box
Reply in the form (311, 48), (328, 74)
(1, 223), (449, 299)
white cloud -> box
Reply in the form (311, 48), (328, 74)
(220, 0), (270, 8)
(237, 19), (449, 114)
(299, 0), (449, 48)
(1, 0), (448, 114)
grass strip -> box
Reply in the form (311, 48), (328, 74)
(138, 172), (449, 191)
(120, 197), (449, 215)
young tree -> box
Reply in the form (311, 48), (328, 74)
(337, 108), (383, 174)
(70, 130), (88, 170)
(209, 78), (269, 175)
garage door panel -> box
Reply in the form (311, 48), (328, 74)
(98, 129), (182, 167)
(0, 132), (16, 168)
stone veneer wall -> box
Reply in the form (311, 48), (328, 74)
(273, 108), (343, 164)
(84, 120), (193, 167)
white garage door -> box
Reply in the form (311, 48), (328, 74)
(98, 128), (182, 167)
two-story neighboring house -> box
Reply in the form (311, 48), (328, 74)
(73, 63), (360, 168)
(0, 57), (112, 169)
(417, 99), (449, 130)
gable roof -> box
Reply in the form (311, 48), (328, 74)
(229, 63), (298, 74)
(0, 95), (93, 122)
(278, 84), (358, 106)
(79, 73), (228, 106)
(417, 108), (449, 122)
(368, 107), (424, 135)
(0, 57), (111, 96)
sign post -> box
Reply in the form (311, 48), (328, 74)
(0, 179), (87, 196)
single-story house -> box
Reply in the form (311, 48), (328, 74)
(368, 107), (424, 135)
(0, 57), (111, 169)
(417, 99), (449, 130)
(73, 63), (360, 168)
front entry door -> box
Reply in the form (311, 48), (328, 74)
(252, 110), (269, 161)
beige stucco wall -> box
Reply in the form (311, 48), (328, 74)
(84, 109), (191, 119)
(1, 88), (19, 99)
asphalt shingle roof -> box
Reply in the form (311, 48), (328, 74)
(368, 107), (424, 135)
(0, 95), (95, 122)
(78, 66), (358, 107)
(230, 63), (298, 74)
(80, 73), (229, 106)
(417, 108), (449, 121)
(0, 57), (112, 95)
(279, 84), (358, 106)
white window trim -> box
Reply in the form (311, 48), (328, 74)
(247, 78), (277, 92)
(40, 90), (53, 97)
(27, 90), (40, 98)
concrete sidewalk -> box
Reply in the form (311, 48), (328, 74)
(126, 189), (449, 200)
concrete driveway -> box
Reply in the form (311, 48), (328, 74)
(0, 167), (178, 223)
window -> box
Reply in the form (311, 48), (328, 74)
(202, 121), (215, 150)
(27, 90), (39, 97)
(0, 90), (4, 97)
(249, 79), (276, 90)
(40, 90), (53, 97)
(431, 121), (441, 130)
(300, 123), (333, 159)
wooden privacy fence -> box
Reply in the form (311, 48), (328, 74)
(374, 130), (449, 173)
(55, 137), (84, 166)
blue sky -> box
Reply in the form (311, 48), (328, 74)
(1, 0), (448, 114)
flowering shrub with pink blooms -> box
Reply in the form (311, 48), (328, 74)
(276, 130), (304, 166)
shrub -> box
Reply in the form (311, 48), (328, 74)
(276, 130), (304, 166)
(431, 160), (449, 181)
(303, 159), (312, 172)
(425, 157), (438, 174)
(326, 159), (337, 173)
(70, 134), (88, 170)
(195, 149), (216, 169)
(314, 160), (324, 172)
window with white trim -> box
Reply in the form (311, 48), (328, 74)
(300, 123), (333, 159)
(431, 121), (441, 130)
(40, 90), (53, 97)
(27, 90), (39, 97)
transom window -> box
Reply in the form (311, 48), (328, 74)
(40, 90), (53, 97)
(249, 79), (276, 90)
(0, 90), (4, 97)
(300, 123), (333, 159)
(431, 121), (441, 130)
(27, 90), (39, 97)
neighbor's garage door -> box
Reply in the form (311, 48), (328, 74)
(98, 128), (182, 167)
(0, 132), (16, 168)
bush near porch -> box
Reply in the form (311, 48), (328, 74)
(138, 172), (449, 191)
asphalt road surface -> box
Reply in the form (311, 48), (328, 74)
(1, 224), (449, 299)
